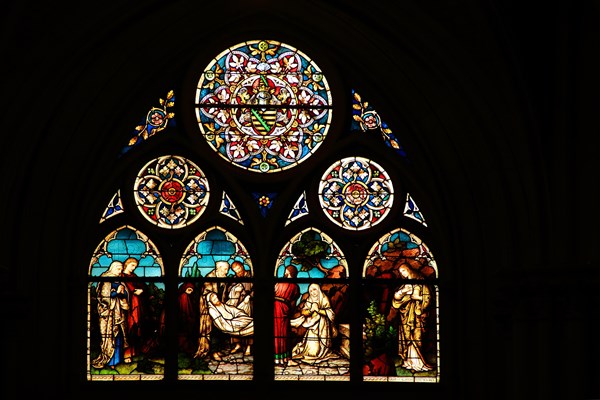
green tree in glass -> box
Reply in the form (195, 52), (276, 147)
(363, 300), (397, 376)
(291, 231), (331, 274)
(185, 266), (202, 278)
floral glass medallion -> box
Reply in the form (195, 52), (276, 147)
(133, 155), (210, 228)
(318, 156), (394, 230)
(196, 40), (332, 173)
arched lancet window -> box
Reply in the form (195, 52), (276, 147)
(86, 39), (441, 385)
(363, 228), (439, 382)
(274, 227), (349, 380)
(178, 226), (254, 380)
(87, 225), (165, 380)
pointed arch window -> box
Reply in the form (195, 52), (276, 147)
(87, 226), (165, 380)
(274, 227), (350, 381)
(363, 228), (440, 382)
(87, 39), (441, 386)
(178, 226), (254, 380)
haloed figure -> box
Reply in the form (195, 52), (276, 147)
(92, 261), (130, 369)
(387, 263), (433, 372)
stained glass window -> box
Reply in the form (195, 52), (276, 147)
(133, 155), (210, 229)
(351, 89), (407, 159)
(404, 193), (427, 227)
(285, 191), (309, 226)
(362, 228), (440, 382)
(121, 91), (175, 156)
(87, 39), (441, 387)
(274, 228), (349, 381)
(253, 192), (277, 217)
(195, 40), (333, 173)
(220, 191), (244, 224)
(178, 226), (254, 380)
(99, 190), (124, 223)
(318, 156), (395, 230)
(87, 226), (165, 380)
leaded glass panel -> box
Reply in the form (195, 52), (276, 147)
(318, 156), (394, 230)
(133, 155), (210, 229)
(196, 39), (332, 173)
(362, 228), (440, 382)
(274, 228), (350, 381)
(87, 226), (165, 381)
(178, 226), (254, 380)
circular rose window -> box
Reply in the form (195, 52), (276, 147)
(318, 157), (394, 230)
(133, 155), (210, 229)
(195, 39), (332, 173)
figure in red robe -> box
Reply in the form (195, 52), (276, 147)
(122, 257), (146, 363)
(177, 282), (199, 355)
(274, 265), (301, 366)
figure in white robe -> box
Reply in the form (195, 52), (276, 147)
(92, 261), (130, 369)
(290, 283), (338, 364)
(206, 291), (254, 337)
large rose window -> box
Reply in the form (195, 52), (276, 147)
(195, 40), (332, 173)
(133, 155), (210, 229)
(318, 157), (394, 230)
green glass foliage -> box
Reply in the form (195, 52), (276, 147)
(291, 230), (330, 273)
(363, 300), (397, 359)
